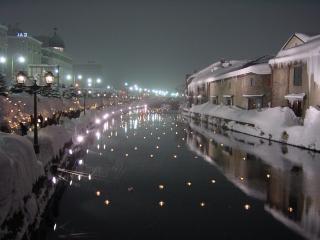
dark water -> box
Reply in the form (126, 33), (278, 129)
(41, 110), (320, 240)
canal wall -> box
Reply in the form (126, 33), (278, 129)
(182, 102), (320, 151)
(0, 108), (99, 240)
(0, 103), (149, 240)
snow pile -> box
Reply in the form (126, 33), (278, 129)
(0, 133), (43, 226)
(188, 102), (298, 128)
(184, 102), (320, 150)
(31, 125), (73, 165)
(286, 106), (320, 150)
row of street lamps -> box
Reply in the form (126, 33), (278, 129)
(14, 70), (108, 154)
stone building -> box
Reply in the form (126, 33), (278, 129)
(187, 60), (247, 105)
(187, 57), (272, 110)
(269, 33), (320, 117)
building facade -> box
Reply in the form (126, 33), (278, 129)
(36, 29), (73, 87)
(209, 68), (272, 109)
(269, 33), (320, 117)
(0, 24), (8, 75)
(187, 58), (272, 110)
(6, 25), (42, 80)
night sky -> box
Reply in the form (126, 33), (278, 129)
(1, 0), (320, 90)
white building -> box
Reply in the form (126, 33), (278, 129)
(0, 24), (8, 75)
(6, 24), (42, 81)
(36, 28), (73, 87)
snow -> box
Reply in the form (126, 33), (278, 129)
(0, 98), (151, 237)
(184, 102), (320, 151)
(284, 93), (305, 103)
(269, 33), (320, 86)
(295, 33), (313, 42)
(243, 94), (264, 97)
(188, 60), (248, 88)
(213, 63), (271, 81)
(188, 60), (270, 90)
(0, 132), (43, 226)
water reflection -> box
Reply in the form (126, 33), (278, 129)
(186, 120), (320, 240)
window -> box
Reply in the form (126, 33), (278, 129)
(224, 96), (233, 106)
(211, 97), (218, 104)
(293, 66), (302, 86)
(250, 78), (254, 86)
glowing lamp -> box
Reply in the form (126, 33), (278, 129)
(44, 71), (54, 85)
(16, 71), (27, 84)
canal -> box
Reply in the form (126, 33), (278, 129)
(40, 108), (320, 240)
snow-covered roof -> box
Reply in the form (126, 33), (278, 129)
(188, 57), (271, 88)
(269, 33), (320, 65)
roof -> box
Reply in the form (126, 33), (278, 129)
(49, 30), (65, 48)
(269, 33), (320, 65)
(35, 35), (51, 47)
(36, 28), (66, 49)
(188, 60), (248, 87)
(188, 57), (271, 87)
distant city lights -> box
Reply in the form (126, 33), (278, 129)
(124, 83), (181, 97)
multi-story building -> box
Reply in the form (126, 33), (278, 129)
(187, 57), (272, 109)
(269, 33), (320, 117)
(0, 24), (8, 75)
(36, 28), (73, 87)
(6, 24), (42, 81)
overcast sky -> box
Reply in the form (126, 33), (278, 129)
(1, 0), (320, 90)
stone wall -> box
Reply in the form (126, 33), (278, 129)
(209, 73), (271, 109)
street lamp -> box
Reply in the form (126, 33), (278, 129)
(16, 71), (54, 154)
(0, 56), (6, 64)
(0, 56), (6, 75)
(18, 56), (26, 63)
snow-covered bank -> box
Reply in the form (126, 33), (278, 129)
(182, 102), (320, 151)
(0, 100), (149, 239)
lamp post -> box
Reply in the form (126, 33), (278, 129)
(16, 71), (54, 154)
(78, 89), (88, 115)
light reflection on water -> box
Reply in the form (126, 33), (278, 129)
(39, 110), (320, 240)
(186, 120), (320, 240)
